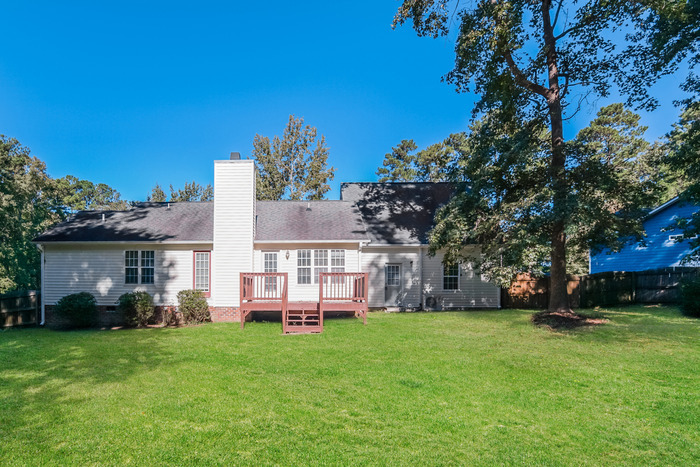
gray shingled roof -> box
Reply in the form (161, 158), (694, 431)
(340, 182), (454, 244)
(255, 201), (368, 241)
(33, 202), (214, 243)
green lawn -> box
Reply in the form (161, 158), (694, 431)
(1, 307), (699, 465)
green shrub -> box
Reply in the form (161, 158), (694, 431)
(679, 275), (700, 318)
(176, 289), (210, 324)
(117, 291), (155, 327)
(54, 292), (98, 329)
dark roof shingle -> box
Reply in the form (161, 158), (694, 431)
(33, 202), (214, 243)
(255, 201), (368, 242)
(340, 182), (453, 244)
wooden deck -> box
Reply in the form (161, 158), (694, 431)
(240, 272), (368, 334)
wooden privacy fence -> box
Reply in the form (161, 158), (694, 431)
(1, 290), (40, 327)
(501, 268), (699, 309)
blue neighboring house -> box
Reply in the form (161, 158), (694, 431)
(590, 197), (700, 273)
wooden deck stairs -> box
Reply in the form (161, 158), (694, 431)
(240, 272), (368, 334)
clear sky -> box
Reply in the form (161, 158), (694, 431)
(0, 1), (689, 201)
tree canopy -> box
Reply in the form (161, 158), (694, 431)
(394, 0), (682, 313)
(0, 136), (62, 292)
(146, 182), (213, 202)
(253, 115), (335, 200)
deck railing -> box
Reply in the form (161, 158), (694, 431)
(240, 272), (288, 302)
(319, 272), (368, 302)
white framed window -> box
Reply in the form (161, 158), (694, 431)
(297, 249), (346, 284)
(194, 251), (210, 296)
(314, 249), (328, 284)
(385, 264), (401, 287)
(125, 250), (155, 284)
(297, 249), (312, 284)
(443, 263), (459, 290)
(264, 251), (278, 293)
(125, 251), (139, 284)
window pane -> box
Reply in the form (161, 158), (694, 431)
(386, 265), (400, 286)
(443, 263), (459, 290)
(314, 267), (328, 284)
(194, 252), (210, 292)
(125, 267), (138, 284)
(141, 250), (155, 267)
(264, 252), (278, 272)
(298, 267), (311, 284)
(125, 251), (138, 267)
(298, 249), (311, 267)
(314, 250), (328, 266)
(141, 267), (154, 284)
(331, 249), (345, 267)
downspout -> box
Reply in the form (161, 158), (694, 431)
(37, 244), (45, 325)
(419, 245), (424, 310)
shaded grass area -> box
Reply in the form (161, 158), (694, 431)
(1, 306), (699, 465)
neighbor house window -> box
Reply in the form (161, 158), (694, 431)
(443, 263), (459, 290)
(125, 250), (155, 284)
(194, 251), (210, 296)
(297, 249), (346, 284)
(297, 249), (311, 284)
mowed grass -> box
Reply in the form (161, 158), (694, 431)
(1, 307), (699, 465)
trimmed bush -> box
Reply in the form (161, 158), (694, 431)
(117, 291), (155, 327)
(177, 289), (210, 324)
(679, 275), (700, 318)
(54, 292), (98, 329)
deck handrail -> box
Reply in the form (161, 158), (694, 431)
(240, 272), (288, 302)
(319, 272), (368, 302)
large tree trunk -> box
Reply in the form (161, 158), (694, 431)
(542, 0), (572, 313)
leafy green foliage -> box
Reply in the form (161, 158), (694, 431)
(0, 136), (64, 292)
(429, 105), (657, 286)
(680, 274), (700, 318)
(53, 175), (129, 213)
(117, 291), (155, 327)
(253, 115), (335, 200)
(176, 289), (210, 324)
(54, 292), (98, 329)
(169, 181), (213, 202)
(393, 1), (678, 311)
(667, 100), (700, 262)
(376, 138), (458, 182)
(146, 183), (167, 202)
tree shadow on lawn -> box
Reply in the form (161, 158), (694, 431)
(0, 327), (177, 453)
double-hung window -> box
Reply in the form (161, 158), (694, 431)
(297, 249), (346, 284)
(125, 250), (155, 284)
(297, 250), (312, 284)
(313, 249), (328, 284)
(443, 263), (459, 290)
(194, 251), (211, 296)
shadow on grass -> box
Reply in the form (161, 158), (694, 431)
(0, 327), (176, 451)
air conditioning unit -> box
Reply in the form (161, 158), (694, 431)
(425, 295), (442, 310)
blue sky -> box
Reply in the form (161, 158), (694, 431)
(0, 1), (689, 201)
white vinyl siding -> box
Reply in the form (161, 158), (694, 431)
(422, 249), (499, 309)
(211, 160), (255, 306)
(361, 247), (421, 308)
(253, 243), (360, 302)
(43, 243), (213, 306)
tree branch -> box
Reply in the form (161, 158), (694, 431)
(502, 50), (550, 98)
(552, 0), (564, 28)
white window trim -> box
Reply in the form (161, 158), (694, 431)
(125, 250), (155, 285)
(443, 263), (460, 291)
(297, 249), (345, 285)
